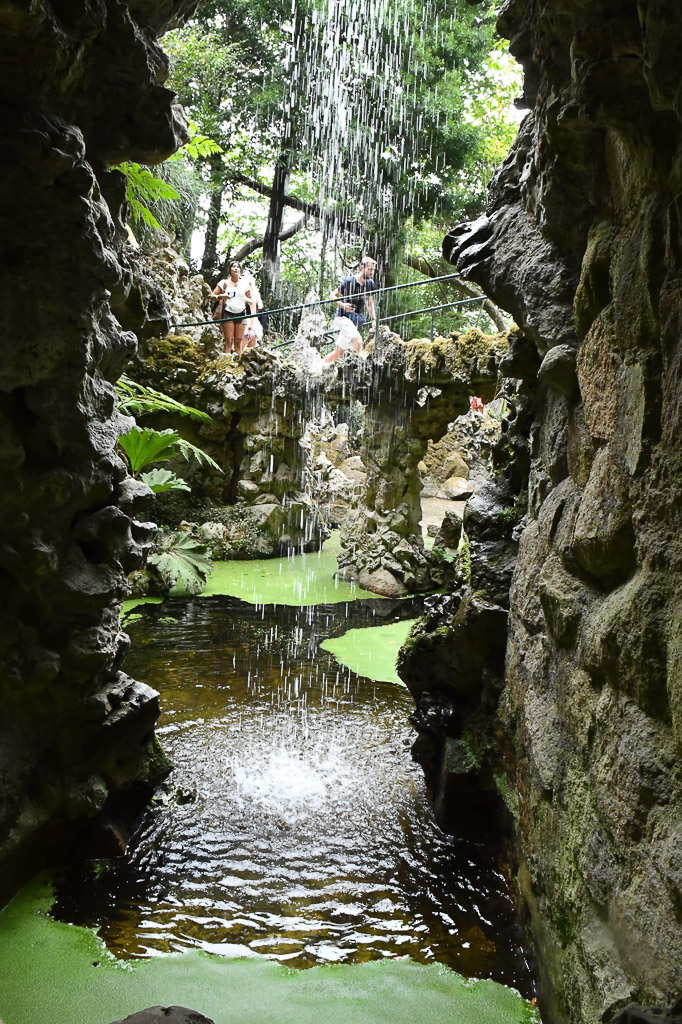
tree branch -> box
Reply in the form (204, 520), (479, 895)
(403, 254), (508, 332)
(229, 214), (308, 267)
(231, 173), (368, 240)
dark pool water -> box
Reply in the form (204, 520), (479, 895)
(52, 593), (533, 997)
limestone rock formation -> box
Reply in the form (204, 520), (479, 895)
(335, 329), (507, 595)
(430, 1), (682, 1022)
(125, 335), (327, 565)
(0, 0), (196, 897)
(421, 399), (508, 501)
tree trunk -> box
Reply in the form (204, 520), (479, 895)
(261, 153), (291, 304)
(200, 156), (223, 282)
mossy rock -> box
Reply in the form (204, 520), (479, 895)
(139, 334), (206, 380)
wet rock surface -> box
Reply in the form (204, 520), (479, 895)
(334, 328), (507, 594)
(436, 1), (682, 1022)
(608, 1000), (682, 1024)
(107, 1010), (215, 1024)
(0, 0), (196, 898)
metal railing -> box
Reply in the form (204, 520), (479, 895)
(170, 273), (487, 334)
(378, 296), (487, 341)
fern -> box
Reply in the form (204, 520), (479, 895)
(118, 162), (181, 228)
(173, 437), (222, 473)
(113, 121), (222, 236)
(168, 120), (222, 161)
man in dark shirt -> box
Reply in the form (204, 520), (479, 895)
(323, 256), (377, 363)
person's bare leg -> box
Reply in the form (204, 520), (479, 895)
(322, 346), (344, 364)
(223, 322), (234, 353)
(233, 323), (246, 355)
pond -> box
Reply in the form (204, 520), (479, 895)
(0, 541), (537, 1024)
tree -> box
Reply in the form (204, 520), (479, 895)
(153, 0), (520, 313)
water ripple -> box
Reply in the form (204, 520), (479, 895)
(51, 595), (533, 996)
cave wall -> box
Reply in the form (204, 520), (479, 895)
(445, 1), (682, 1021)
(0, 0), (197, 897)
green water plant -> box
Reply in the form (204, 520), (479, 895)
(0, 876), (540, 1024)
(116, 377), (219, 594)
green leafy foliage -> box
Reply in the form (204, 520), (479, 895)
(116, 374), (212, 422)
(168, 121), (223, 162)
(140, 468), (192, 494)
(148, 533), (213, 594)
(118, 162), (181, 229)
(173, 436), (222, 474)
(118, 426), (222, 479)
(115, 381), (221, 595)
(118, 427), (182, 477)
(113, 122), (223, 241)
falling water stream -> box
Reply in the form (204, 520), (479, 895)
(0, 539), (537, 1024)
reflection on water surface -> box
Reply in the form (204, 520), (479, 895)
(53, 592), (533, 997)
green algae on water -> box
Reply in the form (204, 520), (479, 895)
(0, 876), (539, 1024)
(201, 534), (376, 607)
(122, 595), (164, 622)
(320, 618), (418, 685)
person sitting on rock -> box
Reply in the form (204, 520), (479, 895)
(323, 256), (377, 364)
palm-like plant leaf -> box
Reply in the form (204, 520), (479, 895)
(116, 375), (212, 423)
(174, 437), (222, 473)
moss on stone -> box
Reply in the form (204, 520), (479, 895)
(137, 733), (173, 788)
(401, 328), (506, 381)
(494, 772), (520, 822)
(142, 334), (205, 378)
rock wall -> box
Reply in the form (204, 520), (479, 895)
(0, 1), (197, 898)
(442, 1), (682, 1021)
(337, 329), (506, 596)
(128, 335), (326, 560)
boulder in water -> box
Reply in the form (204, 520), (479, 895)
(107, 1007), (215, 1024)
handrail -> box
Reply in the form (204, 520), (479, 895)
(268, 297), (487, 350)
(171, 273), (477, 329)
(378, 296), (486, 323)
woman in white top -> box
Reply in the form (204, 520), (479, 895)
(211, 261), (254, 355)
(240, 269), (264, 347)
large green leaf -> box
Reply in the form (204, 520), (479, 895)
(148, 534), (213, 595)
(140, 468), (192, 494)
(116, 375), (212, 423)
(118, 427), (181, 477)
